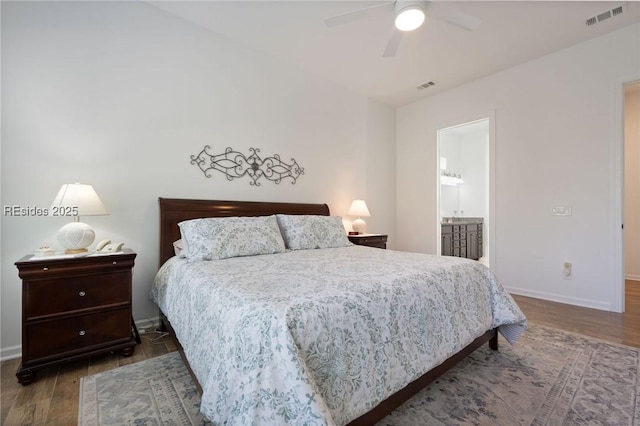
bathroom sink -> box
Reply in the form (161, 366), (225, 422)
(441, 217), (483, 224)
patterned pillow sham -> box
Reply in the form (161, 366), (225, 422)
(276, 214), (352, 250)
(178, 215), (286, 261)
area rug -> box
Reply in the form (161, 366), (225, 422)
(78, 324), (640, 425)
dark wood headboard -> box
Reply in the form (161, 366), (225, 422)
(158, 198), (331, 265)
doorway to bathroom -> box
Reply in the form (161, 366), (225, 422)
(437, 117), (493, 269)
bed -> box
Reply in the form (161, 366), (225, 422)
(151, 197), (527, 425)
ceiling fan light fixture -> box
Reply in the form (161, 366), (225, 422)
(395, 1), (425, 32)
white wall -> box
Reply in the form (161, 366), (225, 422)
(457, 132), (489, 220)
(626, 86), (640, 281)
(439, 132), (463, 218)
(439, 125), (489, 219)
(397, 23), (640, 311)
(0, 1), (396, 359)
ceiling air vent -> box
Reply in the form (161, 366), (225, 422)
(417, 81), (435, 90)
(612, 5), (624, 16)
(586, 4), (625, 26)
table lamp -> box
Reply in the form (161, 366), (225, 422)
(348, 199), (370, 234)
(50, 183), (108, 253)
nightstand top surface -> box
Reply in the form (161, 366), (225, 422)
(16, 248), (136, 265)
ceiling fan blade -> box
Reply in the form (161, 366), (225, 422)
(324, 1), (395, 27)
(382, 29), (404, 57)
(425, 1), (481, 31)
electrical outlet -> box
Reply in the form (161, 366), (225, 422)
(563, 262), (572, 280)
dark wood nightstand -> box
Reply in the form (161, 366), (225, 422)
(348, 234), (388, 249)
(14, 249), (138, 384)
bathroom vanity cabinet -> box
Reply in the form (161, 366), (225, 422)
(441, 219), (483, 260)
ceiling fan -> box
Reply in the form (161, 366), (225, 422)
(324, 0), (481, 57)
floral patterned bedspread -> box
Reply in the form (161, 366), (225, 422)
(151, 246), (527, 425)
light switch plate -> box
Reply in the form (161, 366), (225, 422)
(552, 205), (572, 216)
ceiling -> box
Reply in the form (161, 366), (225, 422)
(148, 1), (640, 107)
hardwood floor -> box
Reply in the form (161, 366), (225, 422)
(1, 280), (639, 425)
(1, 331), (177, 426)
(512, 279), (640, 348)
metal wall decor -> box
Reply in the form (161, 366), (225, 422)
(190, 146), (304, 186)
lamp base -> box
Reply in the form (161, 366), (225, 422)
(57, 222), (96, 253)
(352, 218), (367, 234)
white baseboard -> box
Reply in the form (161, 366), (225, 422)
(135, 316), (161, 334)
(506, 286), (613, 312)
(625, 274), (640, 282)
(0, 317), (162, 362)
(1, 344), (22, 362)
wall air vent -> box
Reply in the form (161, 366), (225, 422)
(417, 81), (435, 90)
(586, 4), (625, 26)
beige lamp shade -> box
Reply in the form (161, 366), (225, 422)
(50, 183), (108, 217)
(50, 183), (108, 253)
(348, 199), (370, 234)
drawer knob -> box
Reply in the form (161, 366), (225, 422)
(78, 291), (86, 297)
(79, 330), (86, 336)
(42, 267), (49, 271)
(112, 261), (117, 265)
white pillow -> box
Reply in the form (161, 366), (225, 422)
(276, 214), (351, 250)
(178, 215), (286, 261)
(173, 239), (185, 257)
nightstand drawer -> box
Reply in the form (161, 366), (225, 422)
(348, 234), (388, 249)
(25, 272), (131, 319)
(17, 256), (135, 279)
(356, 236), (385, 245)
(24, 308), (131, 362)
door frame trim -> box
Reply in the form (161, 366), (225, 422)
(611, 75), (640, 313)
(436, 111), (496, 272)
